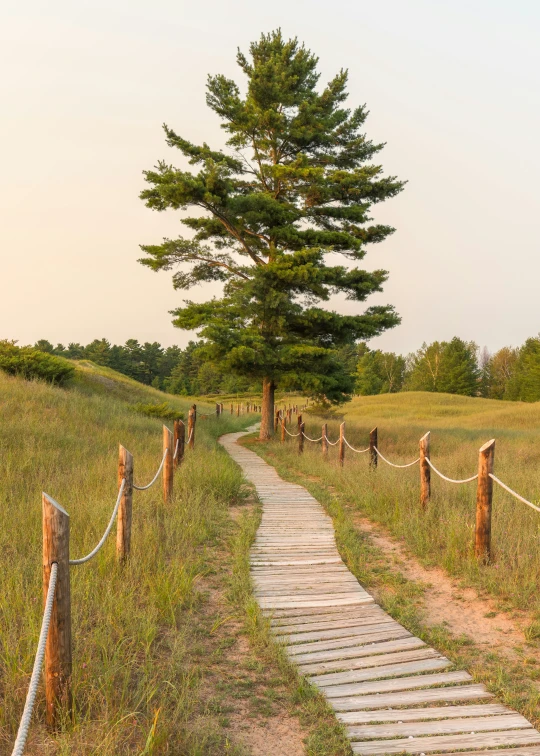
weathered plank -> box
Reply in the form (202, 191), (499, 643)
(350, 728), (540, 755)
(331, 685), (493, 712)
(320, 671), (472, 699)
(309, 658), (451, 687)
(337, 703), (512, 725)
(347, 713), (530, 739)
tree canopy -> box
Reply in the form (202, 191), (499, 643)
(139, 30), (404, 436)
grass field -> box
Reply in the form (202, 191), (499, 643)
(0, 365), (350, 755)
(263, 391), (540, 618)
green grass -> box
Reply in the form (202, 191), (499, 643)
(260, 391), (540, 617)
(0, 366), (257, 754)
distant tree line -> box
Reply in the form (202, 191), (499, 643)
(33, 334), (540, 402)
(34, 339), (257, 395)
(355, 336), (540, 401)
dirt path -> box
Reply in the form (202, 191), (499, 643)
(351, 513), (528, 657)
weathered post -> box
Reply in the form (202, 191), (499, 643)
(116, 445), (133, 562)
(281, 416), (286, 444)
(369, 427), (378, 469)
(163, 425), (174, 503)
(220, 402), (224, 415)
(216, 402), (221, 416)
(297, 413), (302, 432)
(275, 409), (280, 434)
(420, 432), (431, 507)
(188, 407), (196, 449)
(475, 439), (495, 563)
(299, 422), (305, 454)
(43, 493), (72, 727)
(339, 422), (345, 467)
(174, 419), (185, 469)
(322, 423), (328, 459)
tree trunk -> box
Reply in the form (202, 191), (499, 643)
(259, 377), (275, 440)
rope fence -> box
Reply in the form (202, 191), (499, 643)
(276, 412), (540, 566)
(10, 397), (261, 754)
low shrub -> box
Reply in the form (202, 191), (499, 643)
(134, 401), (184, 420)
(0, 341), (75, 385)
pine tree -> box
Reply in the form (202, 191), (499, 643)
(139, 30), (403, 437)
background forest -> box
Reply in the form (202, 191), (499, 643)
(28, 335), (540, 402)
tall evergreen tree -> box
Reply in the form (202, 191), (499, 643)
(144, 32), (404, 435)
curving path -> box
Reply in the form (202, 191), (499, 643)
(220, 430), (540, 756)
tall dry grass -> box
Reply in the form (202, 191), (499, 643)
(271, 392), (540, 617)
(0, 368), (252, 754)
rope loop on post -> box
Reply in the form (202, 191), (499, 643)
(284, 427), (301, 438)
(425, 457), (478, 484)
(489, 474), (540, 513)
(374, 446), (420, 469)
(343, 438), (370, 454)
(70, 479), (126, 565)
(323, 434), (339, 446)
(11, 563), (58, 756)
(132, 449), (168, 491)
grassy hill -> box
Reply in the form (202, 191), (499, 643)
(260, 391), (540, 617)
(0, 364), (350, 755)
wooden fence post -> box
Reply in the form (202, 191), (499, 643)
(116, 445), (133, 562)
(297, 413), (302, 432)
(188, 407), (196, 449)
(216, 402), (221, 416)
(163, 425), (174, 503)
(369, 426), (378, 469)
(475, 439), (495, 563)
(230, 403), (233, 415)
(339, 422), (345, 467)
(43, 493), (72, 728)
(220, 403), (224, 415)
(420, 432), (431, 507)
(322, 423), (328, 459)
(275, 410), (280, 434)
(174, 419), (185, 469)
(281, 417), (286, 444)
(299, 422), (305, 454)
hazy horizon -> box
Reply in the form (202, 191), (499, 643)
(2, 0), (539, 356)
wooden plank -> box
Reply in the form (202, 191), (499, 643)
(287, 628), (412, 656)
(259, 596), (374, 609)
(299, 647), (442, 675)
(347, 713), (531, 740)
(290, 637), (425, 664)
(337, 703), (512, 725)
(350, 728), (540, 755)
(309, 658), (451, 687)
(320, 670), (472, 699)
(331, 685), (493, 712)
(274, 615), (391, 634)
(284, 621), (403, 644)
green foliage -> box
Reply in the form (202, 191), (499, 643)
(0, 340), (74, 385)
(133, 401), (184, 420)
(139, 30), (403, 404)
(506, 336), (540, 401)
(356, 346), (406, 395)
(405, 338), (480, 396)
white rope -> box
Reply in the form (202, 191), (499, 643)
(374, 446), (420, 469)
(187, 428), (194, 445)
(490, 474), (540, 513)
(425, 457), (478, 484)
(324, 434), (339, 446)
(133, 449), (168, 491)
(70, 479), (126, 565)
(284, 426), (301, 438)
(173, 438), (179, 460)
(11, 563), (58, 756)
(302, 432), (323, 442)
(344, 438), (370, 453)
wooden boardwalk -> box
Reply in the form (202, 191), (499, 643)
(220, 430), (540, 756)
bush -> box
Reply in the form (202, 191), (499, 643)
(134, 402), (184, 421)
(0, 341), (75, 385)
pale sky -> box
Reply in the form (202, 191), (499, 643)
(2, 0), (539, 355)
